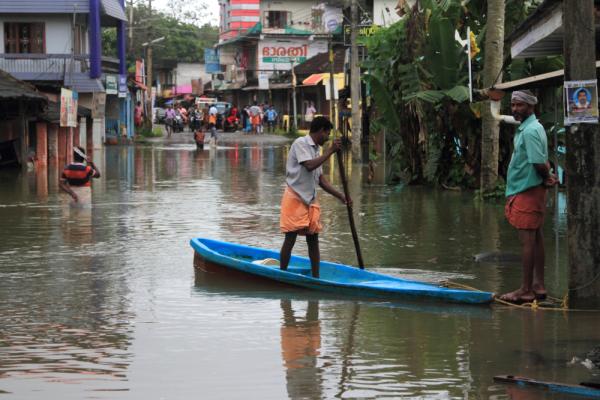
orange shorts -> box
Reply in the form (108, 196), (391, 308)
(505, 185), (547, 230)
(280, 186), (322, 235)
(251, 115), (261, 126)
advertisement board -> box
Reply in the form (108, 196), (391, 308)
(204, 48), (221, 73)
(106, 75), (118, 95)
(60, 88), (78, 128)
(258, 39), (328, 71)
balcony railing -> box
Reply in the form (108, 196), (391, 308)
(0, 53), (90, 81)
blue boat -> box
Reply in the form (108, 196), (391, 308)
(190, 238), (494, 305)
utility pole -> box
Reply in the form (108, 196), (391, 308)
(128, 0), (134, 54)
(350, 0), (362, 157)
(564, 0), (600, 309)
(291, 61), (298, 131)
(145, 0), (153, 126)
(328, 36), (336, 131)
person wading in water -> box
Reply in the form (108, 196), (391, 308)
(500, 90), (557, 304)
(59, 147), (101, 205)
(279, 116), (351, 278)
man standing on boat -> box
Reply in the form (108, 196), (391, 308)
(499, 90), (557, 303)
(279, 116), (350, 278)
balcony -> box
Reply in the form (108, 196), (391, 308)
(0, 54), (90, 81)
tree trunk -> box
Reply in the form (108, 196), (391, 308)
(564, 0), (600, 309)
(480, 0), (505, 192)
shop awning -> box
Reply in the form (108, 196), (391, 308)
(303, 73), (326, 86)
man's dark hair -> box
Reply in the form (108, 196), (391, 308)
(309, 116), (333, 133)
(73, 146), (86, 162)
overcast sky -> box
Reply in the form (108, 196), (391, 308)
(152, 0), (220, 26)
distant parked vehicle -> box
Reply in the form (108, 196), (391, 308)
(155, 107), (166, 124)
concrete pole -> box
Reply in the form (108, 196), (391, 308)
(146, 45), (153, 126)
(564, 0), (600, 309)
(350, 0), (362, 157)
(36, 122), (48, 168)
(58, 127), (67, 167)
(328, 37), (337, 131)
(48, 124), (59, 167)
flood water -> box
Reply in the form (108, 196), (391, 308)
(1, 138), (599, 399)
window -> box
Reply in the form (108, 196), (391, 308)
(4, 22), (45, 54)
(264, 11), (289, 29)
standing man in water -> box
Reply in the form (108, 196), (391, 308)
(279, 116), (350, 278)
(59, 147), (101, 205)
(500, 90), (557, 303)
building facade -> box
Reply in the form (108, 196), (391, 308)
(0, 0), (129, 147)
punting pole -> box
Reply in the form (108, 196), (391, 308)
(336, 150), (364, 269)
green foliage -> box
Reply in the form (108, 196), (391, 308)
(364, 0), (552, 189)
(137, 125), (163, 138)
(102, 4), (218, 66)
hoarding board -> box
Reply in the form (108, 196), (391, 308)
(258, 39), (328, 71)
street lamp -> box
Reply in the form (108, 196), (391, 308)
(142, 36), (165, 128)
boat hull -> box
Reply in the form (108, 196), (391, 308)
(190, 238), (494, 305)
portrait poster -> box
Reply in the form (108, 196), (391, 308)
(60, 88), (78, 128)
(564, 79), (599, 125)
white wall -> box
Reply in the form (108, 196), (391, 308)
(0, 14), (73, 54)
(175, 63), (211, 88)
(373, 0), (401, 27)
(260, 0), (320, 32)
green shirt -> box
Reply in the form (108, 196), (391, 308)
(506, 114), (548, 197)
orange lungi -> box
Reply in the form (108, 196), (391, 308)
(280, 186), (322, 235)
(505, 185), (547, 230)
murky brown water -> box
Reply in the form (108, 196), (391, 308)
(0, 139), (598, 399)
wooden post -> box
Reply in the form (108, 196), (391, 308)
(86, 117), (94, 156)
(19, 100), (28, 172)
(35, 122), (48, 168)
(66, 127), (73, 164)
(73, 124), (80, 147)
(564, 0), (600, 308)
(58, 127), (67, 167)
(350, 0), (362, 157)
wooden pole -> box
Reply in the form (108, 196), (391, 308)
(350, 0), (362, 157)
(336, 150), (364, 268)
(564, 0), (600, 308)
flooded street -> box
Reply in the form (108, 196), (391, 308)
(1, 139), (599, 399)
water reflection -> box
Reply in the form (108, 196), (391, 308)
(280, 299), (323, 400)
(1, 139), (596, 399)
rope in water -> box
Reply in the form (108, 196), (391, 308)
(441, 281), (600, 312)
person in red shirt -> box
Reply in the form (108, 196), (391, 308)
(59, 147), (101, 204)
(134, 101), (143, 127)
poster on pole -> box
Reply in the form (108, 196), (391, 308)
(106, 75), (118, 95)
(60, 88), (78, 127)
(258, 71), (270, 90)
(564, 80), (599, 125)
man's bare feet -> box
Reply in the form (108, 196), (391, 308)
(498, 288), (536, 304)
(532, 283), (547, 300)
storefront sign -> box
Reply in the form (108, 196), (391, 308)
(205, 48), (221, 73)
(258, 39), (327, 71)
(92, 92), (106, 119)
(118, 74), (128, 98)
(60, 88), (78, 127)
(564, 80), (599, 125)
(343, 24), (381, 46)
(258, 71), (269, 90)
(106, 75), (118, 95)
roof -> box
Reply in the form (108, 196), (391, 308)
(0, 68), (48, 103)
(494, 60), (600, 91)
(505, 0), (561, 44)
(293, 47), (345, 75)
(0, 0), (126, 21)
(101, 0), (126, 22)
(64, 73), (105, 93)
